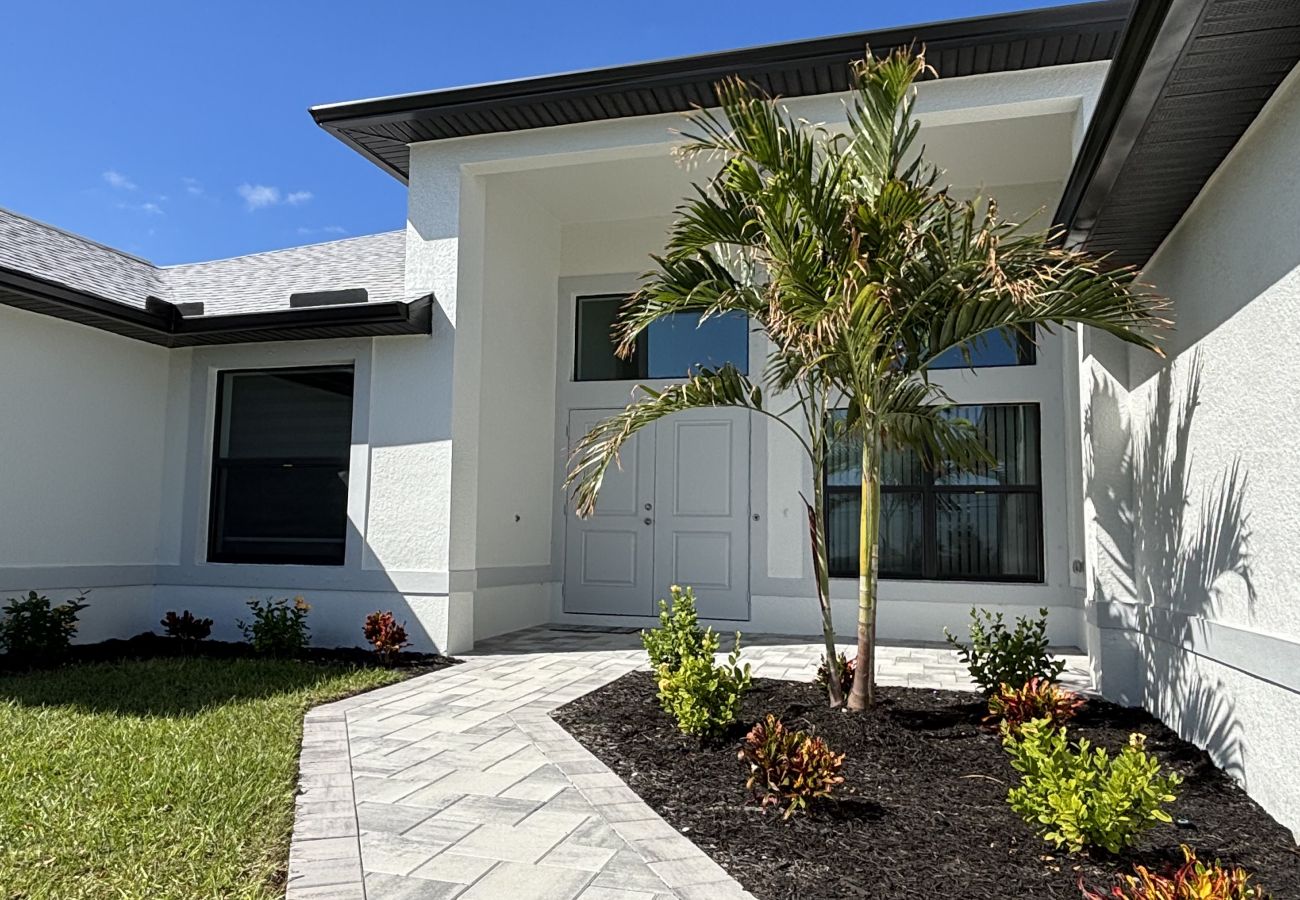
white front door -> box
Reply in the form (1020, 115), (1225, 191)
(652, 409), (750, 620)
(563, 408), (655, 615)
(563, 407), (750, 620)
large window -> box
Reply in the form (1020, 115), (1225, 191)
(208, 366), (354, 565)
(574, 294), (748, 381)
(825, 404), (1042, 582)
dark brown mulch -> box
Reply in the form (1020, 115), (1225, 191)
(0, 632), (459, 675)
(552, 672), (1300, 899)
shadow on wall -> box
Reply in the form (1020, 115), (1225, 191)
(1087, 350), (1255, 784)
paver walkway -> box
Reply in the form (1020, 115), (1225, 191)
(286, 626), (1090, 899)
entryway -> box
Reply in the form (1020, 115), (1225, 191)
(563, 407), (750, 620)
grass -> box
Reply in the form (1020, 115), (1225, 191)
(0, 657), (409, 899)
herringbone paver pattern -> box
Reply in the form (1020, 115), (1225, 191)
(287, 626), (1090, 898)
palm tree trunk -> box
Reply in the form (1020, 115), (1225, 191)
(805, 480), (843, 708)
(848, 431), (881, 710)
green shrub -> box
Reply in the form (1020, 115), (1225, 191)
(1080, 844), (1269, 899)
(160, 610), (213, 643)
(1003, 718), (1181, 854)
(238, 596), (311, 656)
(738, 714), (845, 818)
(945, 606), (1065, 693)
(642, 585), (710, 671)
(814, 652), (856, 697)
(656, 635), (751, 738)
(985, 677), (1084, 735)
(0, 591), (89, 659)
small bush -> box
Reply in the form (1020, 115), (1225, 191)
(363, 611), (409, 664)
(945, 606), (1065, 694)
(160, 610), (213, 643)
(814, 652), (856, 697)
(238, 596), (311, 656)
(1004, 718), (1181, 854)
(642, 585), (710, 671)
(656, 635), (751, 738)
(986, 677), (1084, 734)
(739, 714), (845, 818)
(1080, 845), (1269, 899)
(0, 591), (89, 659)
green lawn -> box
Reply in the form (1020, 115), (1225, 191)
(0, 658), (409, 899)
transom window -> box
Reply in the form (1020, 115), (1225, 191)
(825, 403), (1043, 582)
(574, 294), (748, 381)
(930, 329), (1035, 369)
(208, 366), (354, 566)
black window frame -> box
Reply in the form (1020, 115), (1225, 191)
(823, 402), (1044, 583)
(206, 364), (355, 566)
(572, 293), (749, 382)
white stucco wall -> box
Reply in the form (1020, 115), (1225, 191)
(459, 180), (562, 639)
(0, 307), (169, 640)
(1085, 65), (1300, 835)
(139, 335), (461, 653)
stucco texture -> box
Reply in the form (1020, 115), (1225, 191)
(1087, 64), (1300, 835)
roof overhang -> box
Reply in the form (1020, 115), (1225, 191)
(311, 1), (1134, 182)
(1055, 0), (1300, 267)
(0, 265), (433, 347)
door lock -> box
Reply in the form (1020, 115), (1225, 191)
(644, 503), (652, 511)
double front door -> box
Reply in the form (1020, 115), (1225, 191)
(563, 407), (750, 620)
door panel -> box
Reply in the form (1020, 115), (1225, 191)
(653, 410), (750, 620)
(563, 409), (655, 615)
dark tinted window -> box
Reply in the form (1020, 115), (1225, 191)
(930, 329), (1035, 369)
(574, 295), (748, 380)
(208, 367), (354, 565)
(824, 404), (1042, 582)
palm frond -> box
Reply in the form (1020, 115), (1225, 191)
(565, 366), (794, 517)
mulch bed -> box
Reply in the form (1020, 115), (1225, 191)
(552, 672), (1300, 899)
(0, 632), (459, 675)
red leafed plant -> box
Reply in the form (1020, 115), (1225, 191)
(738, 714), (845, 818)
(1079, 845), (1269, 899)
(363, 611), (409, 665)
(814, 652), (856, 698)
(986, 676), (1085, 734)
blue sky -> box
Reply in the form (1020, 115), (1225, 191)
(1, 0), (1079, 264)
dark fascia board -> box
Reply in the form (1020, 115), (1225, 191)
(311, 1), (1134, 182)
(1052, 0), (1193, 243)
(0, 265), (433, 347)
(1054, 0), (1300, 266)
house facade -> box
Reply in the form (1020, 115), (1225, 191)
(1, 0), (1298, 832)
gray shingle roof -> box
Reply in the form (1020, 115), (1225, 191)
(0, 207), (166, 309)
(0, 205), (405, 316)
(165, 231), (405, 316)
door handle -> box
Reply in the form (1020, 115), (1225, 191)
(644, 517), (653, 525)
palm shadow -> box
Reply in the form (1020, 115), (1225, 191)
(1085, 349), (1255, 785)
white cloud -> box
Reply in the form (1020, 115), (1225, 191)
(103, 170), (136, 190)
(238, 183), (281, 210)
(116, 201), (164, 216)
(182, 177), (204, 196)
(238, 183), (313, 211)
(296, 225), (348, 237)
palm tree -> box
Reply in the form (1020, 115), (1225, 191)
(567, 47), (1168, 710)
